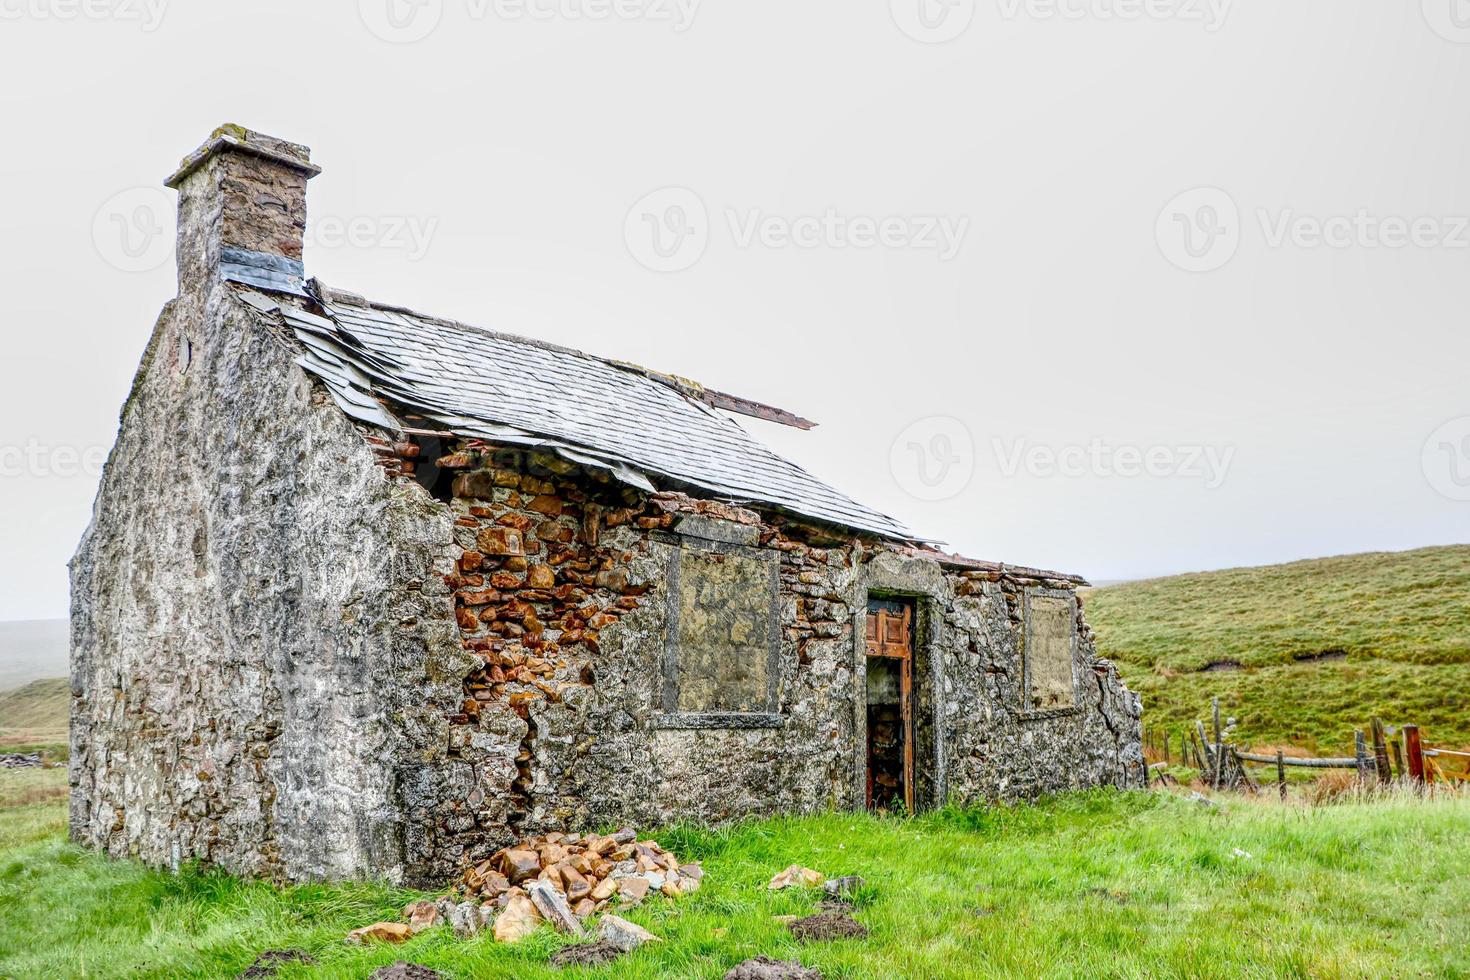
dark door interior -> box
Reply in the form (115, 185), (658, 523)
(865, 598), (914, 812)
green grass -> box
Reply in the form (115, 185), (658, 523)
(1086, 545), (1470, 754)
(3, 769), (1469, 978)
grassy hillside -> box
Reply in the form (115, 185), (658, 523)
(3, 769), (1468, 978)
(0, 678), (68, 753)
(1087, 545), (1470, 754)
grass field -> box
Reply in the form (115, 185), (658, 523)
(3, 767), (1468, 979)
(1086, 545), (1470, 754)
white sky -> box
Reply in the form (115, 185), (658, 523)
(1, 0), (1467, 622)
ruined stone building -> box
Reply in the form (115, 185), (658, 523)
(70, 126), (1143, 886)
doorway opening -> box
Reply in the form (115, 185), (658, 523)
(865, 597), (914, 812)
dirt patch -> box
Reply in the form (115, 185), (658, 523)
(237, 950), (317, 978)
(724, 957), (824, 980)
(550, 940), (626, 968)
(1083, 887), (1131, 905)
(788, 910), (868, 941)
(369, 964), (444, 980)
(1292, 649), (1348, 663)
(1200, 660), (1243, 672)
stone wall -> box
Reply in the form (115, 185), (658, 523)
(69, 286), (469, 884)
(403, 448), (1141, 881)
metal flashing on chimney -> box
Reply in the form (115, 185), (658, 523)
(219, 246), (308, 297)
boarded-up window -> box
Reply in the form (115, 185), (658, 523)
(661, 542), (779, 717)
(1024, 593), (1076, 710)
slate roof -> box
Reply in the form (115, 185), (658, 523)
(236, 284), (917, 541)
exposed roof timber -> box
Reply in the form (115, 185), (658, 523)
(701, 388), (816, 430)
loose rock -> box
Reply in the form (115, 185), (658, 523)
(346, 922), (412, 945)
(403, 900), (441, 935)
(599, 914), (661, 952)
(822, 875), (865, 901)
(494, 894), (542, 943)
(768, 865), (824, 890)
(529, 879), (584, 936)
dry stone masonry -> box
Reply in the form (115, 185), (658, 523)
(69, 125), (1143, 888)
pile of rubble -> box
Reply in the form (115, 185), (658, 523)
(0, 753), (47, 769)
(351, 827), (700, 948)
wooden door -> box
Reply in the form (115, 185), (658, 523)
(865, 602), (914, 812)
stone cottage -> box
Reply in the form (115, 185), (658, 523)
(70, 126), (1143, 886)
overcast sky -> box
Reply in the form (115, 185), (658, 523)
(1, 1), (1467, 623)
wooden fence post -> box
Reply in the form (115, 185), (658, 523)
(1354, 730), (1370, 785)
(1391, 740), (1405, 781)
(1276, 748), (1286, 802)
(1370, 717), (1392, 782)
(1210, 700), (1224, 792)
(1404, 725), (1425, 786)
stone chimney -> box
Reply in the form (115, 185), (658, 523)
(164, 124), (321, 298)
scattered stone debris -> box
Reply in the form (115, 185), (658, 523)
(369, 963), (445, 980)
(768, 865), (824, 890)
(723, 956), (825, 980)
(821, 875), (865, 902)
(599, 914), (661, 952)
(0, 753), (46, 769)
(1188, 791), (1219, 808)
(403, 900), (441, 935)
(787, 910), (869, 942)
(236, 949), (317, 978)
(494, 894), (541, 943)
(350, 828), (698, 948)
(346, 922), (412, 945)
(549, 940), (626, 968)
